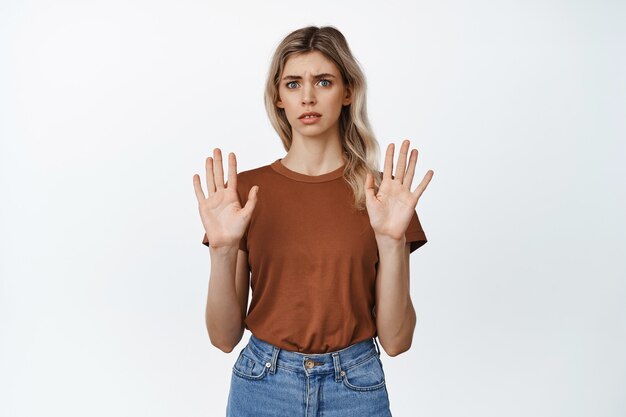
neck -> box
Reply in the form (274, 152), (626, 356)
(281, 133), (346, 176)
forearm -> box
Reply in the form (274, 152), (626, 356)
(374, 235), (416, 356)
(206, 245), (244, 353)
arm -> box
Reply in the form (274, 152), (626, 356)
(373, 236), (416, 357)
(194, 148), (257, 354)
(205, 246), (248, 353)
(364, 139), (432, 357)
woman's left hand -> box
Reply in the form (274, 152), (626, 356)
(365, 139), (434, 241)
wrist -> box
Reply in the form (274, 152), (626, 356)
(209, 244), (240, 257)
(374, 233), (406, 249)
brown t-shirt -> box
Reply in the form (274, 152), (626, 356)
(202, 158), (427, 353)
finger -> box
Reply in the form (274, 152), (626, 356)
(213, 148), (225, 189)
(205, 156), (216, 196)
(383, 143), (394, 180)
(226, 152), (237, 190)
(412, 170), (434, 201)
(404, 149), (418, 190)
(240, 185), (259, 219)
(364, 172), (376, 200)
(192, 174), (206, 202)
(395, 139), (410, 184)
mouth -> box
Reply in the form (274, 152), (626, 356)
(298, 112), (322, 119)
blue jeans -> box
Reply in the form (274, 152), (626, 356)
(226, 333), (393, 417)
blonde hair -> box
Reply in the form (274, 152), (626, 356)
(263, 25), (382, 211)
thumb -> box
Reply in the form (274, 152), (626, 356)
(240, 185), (259, 218)
(364, 172), (376, 200)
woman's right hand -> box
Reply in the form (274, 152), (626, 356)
(193, 148), (259, 249)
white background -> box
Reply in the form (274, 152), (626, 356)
(1, 0), (625, 416)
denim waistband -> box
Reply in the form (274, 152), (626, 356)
(245, 333), (382, 380)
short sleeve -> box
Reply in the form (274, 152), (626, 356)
(405, 210), (427, 254)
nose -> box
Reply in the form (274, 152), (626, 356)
(301, 83), (316, 105)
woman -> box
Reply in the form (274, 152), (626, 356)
(193, 25), (433, 417)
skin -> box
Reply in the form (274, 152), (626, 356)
(275, 50), (352, 175)
(192, 50), (434, 355)
(368, 141), (434, 356)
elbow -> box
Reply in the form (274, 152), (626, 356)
(206, 324), (234, 353)
(382, 335), (413, 357)
(215, 342), (235, 354)
(385, 342), (412, 357)
(206, 323), (243, 354)
(379, 325), (416, 357)
(205, 318), (234, 353)
(208, 335), (236, 353)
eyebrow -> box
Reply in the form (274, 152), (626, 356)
(281, 73), (337, 81)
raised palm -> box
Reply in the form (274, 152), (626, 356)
(192, 148), (258, 249)
(365, 140), (433, 240)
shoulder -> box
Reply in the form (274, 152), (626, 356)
(233, 161), (277, 197)
(236, 163), (274, 184)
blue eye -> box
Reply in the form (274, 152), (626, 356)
(285, 79), (333, 89)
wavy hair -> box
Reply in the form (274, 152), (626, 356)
(263, 25), (383, 211)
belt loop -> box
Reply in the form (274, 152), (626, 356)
(270, 346), (280, 374)
(332, 353), (342, 382)
(373, 336), (381, 356)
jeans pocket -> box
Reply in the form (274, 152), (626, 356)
(232, 345), (270, 381)
(341, 353), (387, 392)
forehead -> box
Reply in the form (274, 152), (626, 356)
(282, 50), (339, 76)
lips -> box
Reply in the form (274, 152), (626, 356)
(299, 112), (322, 119)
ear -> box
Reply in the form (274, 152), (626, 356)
(343, 85), (353, 106)
(276, 95), (284, 109)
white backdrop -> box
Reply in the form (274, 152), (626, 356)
(1, 0), (625, 416)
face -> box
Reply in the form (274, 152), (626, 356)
(276, 50), (352, 139)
